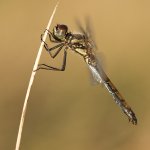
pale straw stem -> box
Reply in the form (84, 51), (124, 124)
(15, 1), (59, 150)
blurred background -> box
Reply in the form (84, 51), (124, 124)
(0, 0), (150, 149)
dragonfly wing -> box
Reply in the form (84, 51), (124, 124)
(85, 16), (98, 50)
(85, 48), (106, 84)
(75, 19), (87, 36)
(88, 65), (103, 84)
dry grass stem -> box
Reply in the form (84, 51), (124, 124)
(15, 1), (59, 150)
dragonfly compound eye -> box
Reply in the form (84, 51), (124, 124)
(53, 24), (68, 40)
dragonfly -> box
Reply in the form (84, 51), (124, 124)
(36, 23), (137, 125)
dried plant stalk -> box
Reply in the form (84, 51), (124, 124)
(15, 1), (59, 150)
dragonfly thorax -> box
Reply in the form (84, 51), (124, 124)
(53, 24), (68, 41)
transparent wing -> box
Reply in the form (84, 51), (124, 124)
(75, 19), (87, 36)
(76, 18), (105, 84)
(85, 16), (98, 50)
(88, 54), (107, 84)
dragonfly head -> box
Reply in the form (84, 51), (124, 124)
(53, 24), (68, 41)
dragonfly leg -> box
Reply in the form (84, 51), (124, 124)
(35, 48), (67, 71)
(41, 34), (64, 51)
(49, 45), (64, 58)
(41, 34), (65, 58)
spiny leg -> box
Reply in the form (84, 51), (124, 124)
(36, 47), (67, 71)
(41, 34), (64, 52)
(49, 45), (64, 58)
(41, 34), (65, 58)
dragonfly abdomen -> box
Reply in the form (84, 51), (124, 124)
(103, 78), (137, 125)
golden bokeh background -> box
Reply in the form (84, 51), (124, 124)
(0, 0), (150, 149)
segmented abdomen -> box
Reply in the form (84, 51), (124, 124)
(103, 77), (137, 125)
